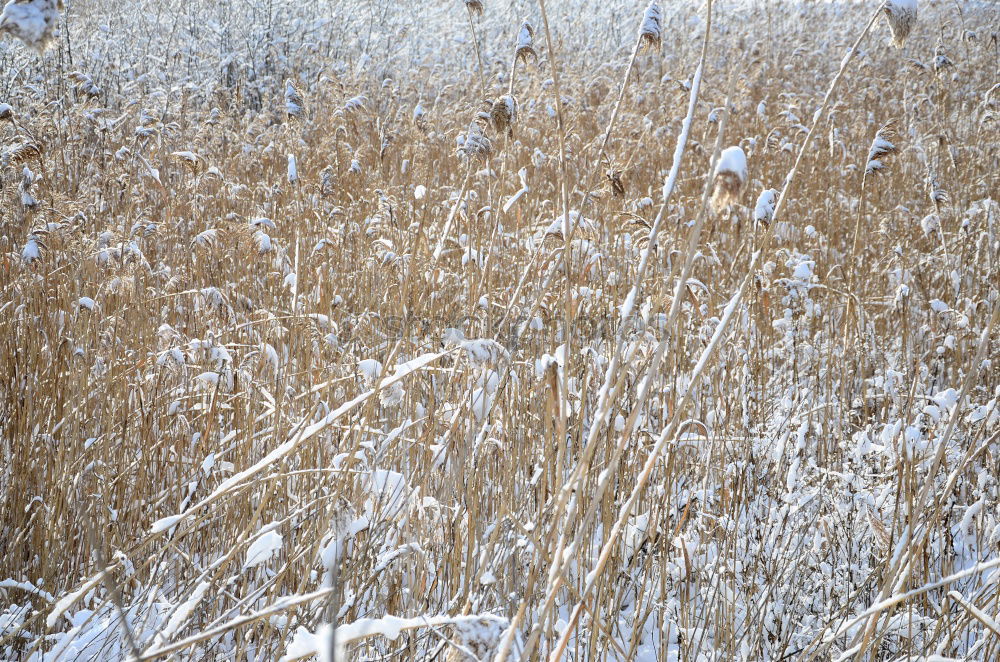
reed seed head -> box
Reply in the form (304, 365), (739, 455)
(865, 120), (898, 176)
(458, 121), (493, 161)
(464, 0), (483, 18)
(490, 94), (517, 138)
(515, 21), (537, 64)
(883, 0), (917, 48)
(638, 1), (663, 53)
(284, 80), (304, 118)
(711, 146), (748, 213)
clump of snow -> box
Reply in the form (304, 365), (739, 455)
(150, 514), (183, 534)
(363, 469), (411, 521)
(714, 146), (748, 181)
(0, 0), (62, 52)
(541, 210), (597, 239)
(244, 527), (284, 569)
(357, 358), (384, 381)
(753, 188), (778, 225)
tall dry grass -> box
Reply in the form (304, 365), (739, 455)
(1, 0), (998, 660)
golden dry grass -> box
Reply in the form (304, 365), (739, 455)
(1, 0), (999, 660)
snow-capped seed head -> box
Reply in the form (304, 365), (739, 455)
(284, 80), (304, 118)
(21, 231), (45, 264)
(515, 21), (537, 64)
(458, 121), (493, 161)
(711, 146), (748, 213)
(489, 95), (517, 138)
(933, 42), (954, 72)
(865, 120), (898, 177)
(926, 171), (948, 210)
(0, 102), (13, 121)
(464, 0), (483, 18)
(67, 71), (101, 97)
(444, 615), (508, 662)
(753, 188), (779, 226)
(606, 167), (625, 197)
(883, 0), (917, 48)
(171, 150), (204, 176)
(920, 213), (940, 236)
(638, 1), (662, 53)
(342, 95), (367, 114)
(2, 141), (40, 169)
(0, 0), (64, 53)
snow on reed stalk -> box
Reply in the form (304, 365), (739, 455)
(547, 67), (737, 662)
(500, 2), (715, 660)
(7, 0), (999, 659)
(852, 119), (898, 254)
(541, 4), (897, 659)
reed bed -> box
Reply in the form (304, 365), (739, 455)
(1, 0), (998, 660)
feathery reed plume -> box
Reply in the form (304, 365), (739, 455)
(464, 0), (483, 18)
(883, 0), (917, 48)
(458, 121), (492, 161)
(320, 165), (335, 197)
(19, 166), (38, 208)
(933, 42), (954, 72)
(605, 166), (625, 197)
(710, 146), (748, 213)
(927, 170), (948, 211)
(171, 150), (205, 176)
(852, 120), (898, 254)
(0, 0), (63, 52)
(2, 140), (42, 167)
(919, 212), (940, 236)
(638, 1), (663, 53)
(864, 120), (898, 176)
(284, 80), (304, 118)
(413, 101), (426, 125)
(21, 229), (45, 263)
(67, 71), (101, 97)
(489, 94), (517, 138)
(342, 95), (367, 114)
(515, 21), (537, 64)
